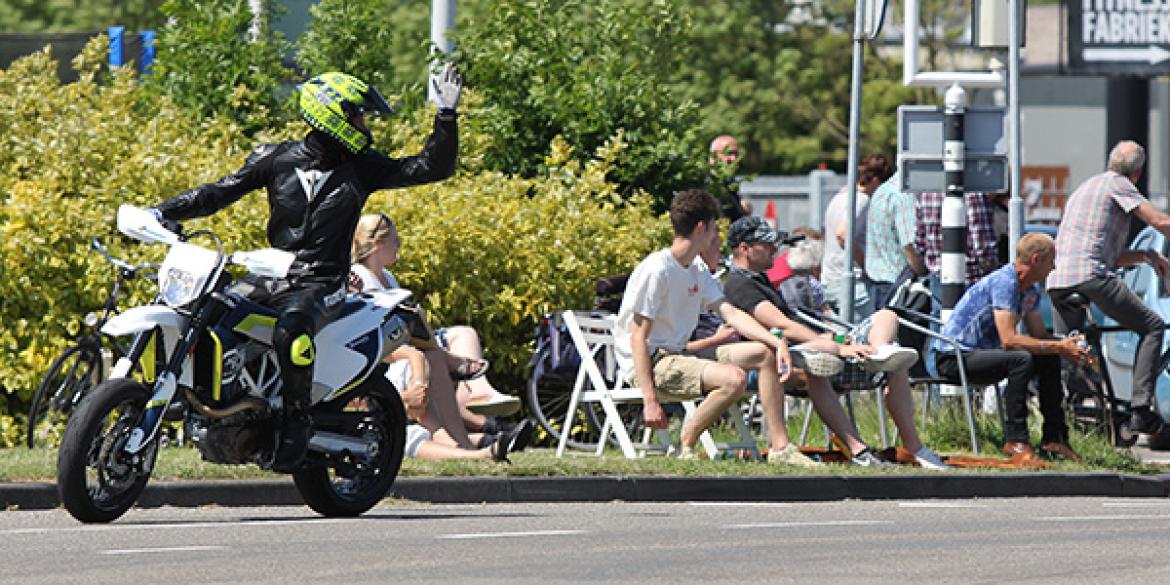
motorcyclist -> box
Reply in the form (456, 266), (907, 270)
(149, 65), (462, 472)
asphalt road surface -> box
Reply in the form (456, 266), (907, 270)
(3, 498), (1170, 584)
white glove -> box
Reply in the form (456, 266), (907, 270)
(430, 63), (463, 111)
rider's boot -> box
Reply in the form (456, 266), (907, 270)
(272, 405), (311, 473)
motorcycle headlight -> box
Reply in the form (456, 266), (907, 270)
(157, 242), (220, 308)
(160, 267), (207, 308)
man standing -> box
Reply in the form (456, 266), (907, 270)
(615, 189), (817, 465)
(822, 155), (892, 320)
(936, 234), (1090, 460)
(722, 216), (948, 469)
(1048, 141), (1170, 436)
(865, 171), (925, 310)
(708, 135), (751, 221)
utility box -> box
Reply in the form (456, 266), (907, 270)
(897, 105), (1009, 193)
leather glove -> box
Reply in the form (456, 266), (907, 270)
(430, 63), (462, 111)
(149, 207), (184, 237)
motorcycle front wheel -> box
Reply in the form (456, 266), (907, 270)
(293, 375), (406, 517)
(56, 378), (157, 523)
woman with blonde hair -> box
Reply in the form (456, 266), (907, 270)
(350, 213), (529, 457)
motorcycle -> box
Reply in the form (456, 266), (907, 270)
(57, 205), (423, 523)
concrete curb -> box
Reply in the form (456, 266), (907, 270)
(5, 473), (1170, 511)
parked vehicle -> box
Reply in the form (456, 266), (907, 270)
(57, 206), (418, 523)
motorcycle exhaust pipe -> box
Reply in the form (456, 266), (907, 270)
(185, 389), (268, 419)
(308, 431), (380, 459)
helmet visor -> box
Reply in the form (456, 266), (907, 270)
(356, 86), (394, 117)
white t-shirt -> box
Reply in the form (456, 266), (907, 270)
(821, 186), (870, 289)
(350, 263), (400, 292)
(614, 248), (725, 381)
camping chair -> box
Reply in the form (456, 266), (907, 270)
(790, 307), (893, 448)
(555, 310), (760, 460)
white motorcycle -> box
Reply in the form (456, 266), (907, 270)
(57, 205), (422, 523)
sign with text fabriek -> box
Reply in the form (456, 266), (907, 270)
(1070, 1), (1170, 75)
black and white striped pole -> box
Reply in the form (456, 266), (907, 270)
(940, 83), (968, 323)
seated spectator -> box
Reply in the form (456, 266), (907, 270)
(935, 233), (1090, 461)
(776, 238), (830, 316)
(723, 215), (948, 469)
(766, 226), (823, 288)
(350, 213), (522, 443)
(385, 344), (532, 461)
(615, 189), (817, 466)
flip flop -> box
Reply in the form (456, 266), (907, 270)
(466, 394), (521, 416)
(451, 357), (490, 381)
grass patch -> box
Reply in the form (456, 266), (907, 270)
(2, 393), (1161, 482)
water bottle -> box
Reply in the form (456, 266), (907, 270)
(1068, 329), (1094, 369)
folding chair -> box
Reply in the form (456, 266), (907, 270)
(555, 310), (760, 460)
(790, 307), (892, 448)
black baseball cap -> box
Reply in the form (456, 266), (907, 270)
(727, 216), (778, 248)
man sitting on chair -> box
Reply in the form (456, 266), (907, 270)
(722, 216), (948, 469)
(934, 233), (1090, 461)
(614, 189), (817, 466)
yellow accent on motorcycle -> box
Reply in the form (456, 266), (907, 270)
(291, 334), (315, 367)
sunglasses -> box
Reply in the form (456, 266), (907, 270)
(370, 213), (392, 239)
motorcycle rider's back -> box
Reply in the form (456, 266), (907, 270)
(151, 71), (460, 471)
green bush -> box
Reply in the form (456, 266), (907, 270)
(142, 0), (292, 132)
(0, 41), (669, 409)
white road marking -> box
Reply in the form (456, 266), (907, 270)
(1035, 514), (1170, 522)
(687, 502), (792, 507)
(436, 530), (585, 540)
(101, 545), (227, 555)
(898, 502), (989, 509)
(726, 520), (893, 529)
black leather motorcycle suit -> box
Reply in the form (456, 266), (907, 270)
(154, 110), (457, 414)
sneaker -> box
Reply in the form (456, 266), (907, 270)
(864, 344), (919, 373)
(912, 446), (951, 470)
(766, 443), (823, 467)
(790, 348), (845, 377)
(465, 394), (522, 416)
(1130, 407), (1165, 435)
(850, 447), (893, 467)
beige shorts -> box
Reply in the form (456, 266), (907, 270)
(638, 346), (735, 402)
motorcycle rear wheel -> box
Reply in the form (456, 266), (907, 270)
(293, 376), (406, 517)
(57, 378), (156, 523)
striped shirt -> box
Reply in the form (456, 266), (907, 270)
(1047, 170), (1147, 289)
(914, 191), (999, 284)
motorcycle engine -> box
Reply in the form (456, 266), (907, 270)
(188, 413), (274, 466)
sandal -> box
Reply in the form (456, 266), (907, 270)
(451, 357), (490, 381)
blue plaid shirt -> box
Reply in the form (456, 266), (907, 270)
(865, 173), (915, 283)
(935, 263), (1040, 352)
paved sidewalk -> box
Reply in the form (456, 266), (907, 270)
(5, 472), (1170, 511)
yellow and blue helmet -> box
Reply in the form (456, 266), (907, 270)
(299, 72), (393, 154)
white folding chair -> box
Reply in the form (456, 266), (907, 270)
(555, 310), (759, 460)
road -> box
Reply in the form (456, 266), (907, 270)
(3, 498), (1170, 583)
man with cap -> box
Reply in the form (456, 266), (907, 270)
(722, 216), (949, 469)
(614, 189), (820, 466)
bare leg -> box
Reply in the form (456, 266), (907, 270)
(864, 309), (899, 346)
(418, 349), (474, 449)
(805, 376), (868, 455)
(882, 371), (923, 452)
(684, 362), (747, 448)
(718, 342), (790, 451)
(443, 326), (509, 402)
(431, 428), (490, 447)
(413, 441), (493, 460)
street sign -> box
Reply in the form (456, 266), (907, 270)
(1069, 1), (1170, 74)
(897, 105), (1009, 193)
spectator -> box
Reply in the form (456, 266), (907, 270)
(708, 135), (751, 221)
(1048, 140), (1170, 436)
(614, 189), (817, 466)
(777, 238), (830, 316)
(823, 155), (893, 320)
(913, 190), (999, 296)
(349, 213), (521, 441)
(766, 226), (823, 288)
(864, 170), (925, 310)
(723, 216), (948, 469)
(935, 233), (1089, 460)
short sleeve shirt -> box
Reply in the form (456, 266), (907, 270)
(724, 266), (791, 317)
(935, 263), (1040, 352)
(1048, 170), (1148, 289)
(615, 249), (725, 381)
(865, 173), (916, 283)
(821, 187), (870, 289)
